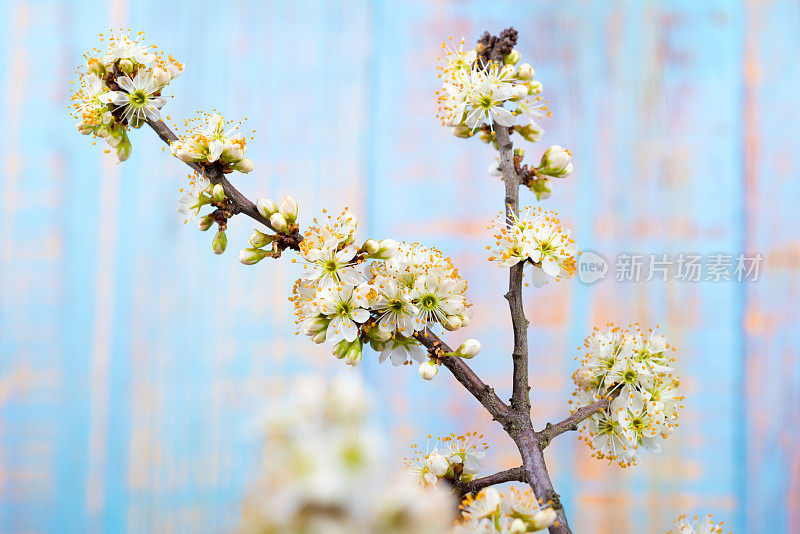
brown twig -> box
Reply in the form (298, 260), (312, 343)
(145, 118), (301, 251)
(413, 329), (512, 425)
(455, 466), (525, 496)
(495, 125), (531, 415)
(495, 116), (570, 533)
(538, 396), (614, 449)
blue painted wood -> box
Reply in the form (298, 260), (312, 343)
(0, 0), (797, 532)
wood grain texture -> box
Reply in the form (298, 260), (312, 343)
(0, 1), (796, 533)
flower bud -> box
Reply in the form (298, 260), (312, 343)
(376, 239), (399, 259)
(249, 230), (273, 248)
(212, 184), (226, 203)
(459, 309), (473, 328)
(511, 84), (529, 101)
(153, 68), (171, 86)
(233, 158), (254, 173)
(311, 330), (327, 344)
(333, 340), (362, 366)
(118, 58), (134, 74)
(530, 177), (552, 201)
(456, 339), (481, 359)
(531, 509), (558, 530)
(256, 197), (278, 218)
(515, 123), (544, 143)
(451, 124), (474, 138)
(343, 340), (362, 366)
(167, 63), (183, 79)
(304, 317), (328, 335)
(418, 361), (439, 381)
(529, 80), (543, 94)
(514, 147), (525, 159)
(238, 247), (267, 265)
(198, 215), (214, 232)
(278, 196), (298, 223)
(212, 230), (227, 255)
(77, 121), (93, 135)
(539, 145), (573, 178)
(517, 63), (534, 80)
(426, 453), (450, 476)
(504, 49), (521, 65)
(363, 322), (391, 342)
(269, 212), (288, 232)
(115, 137), (131, 162)
(361, 239), (380, 255)
(441, 315), (462, 331)
(509, 518), (527, 534)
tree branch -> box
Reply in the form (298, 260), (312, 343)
(494, 125), (531, 414)
(145, 118), (301, 251)
(538, 396), (614, 448)
(413, 329), (512, 425)
(454, 466), (525, 495)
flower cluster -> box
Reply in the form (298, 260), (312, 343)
(289, 209), (475, 376)
(242, 373), (454, 534)
(405, 433), (487, 487)
(571, 324), (683, 466)
(70, 29), (183, 161)
(437, 35), (574, 200)
(454, 487), (557, 534)
(669, 514), (727, 534)
(170, 111), (254, 173)
(436, 37), (546, 132)
(487, 207), (577, 286)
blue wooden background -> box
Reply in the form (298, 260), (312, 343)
(1, 0), (798, 532)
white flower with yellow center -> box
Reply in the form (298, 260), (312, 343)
(170, 112), (251, 169)
(440, 433), (487, 476)
(410, 272), (467, 330)
(370, 276), (419, 336)
(107, 71), (164, 123)
(302, 245), (363, 289)
(102, 29), (155, 67)
(488, 207), (577, 287)
(446, 66), (516, 130)
(317, 284), (371, 344)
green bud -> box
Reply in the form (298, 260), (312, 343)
(212, 184), (226, 203)
(115, 135), (131, 162)
(256, 197), (278, 218)
(238, 247), (267, 265)
(212, 230), (227, 254)
(361, 239), (380, 255)
(451, 124), (474, 138)
(515, 124), (544, 143)
(249, 230), (274, 248)
(269, 212), (288, 232)
(118, 58), (134, 74)
(538, 145), (574, 178)
(198, 215), (214, 232)
(529, 177), (552, 201)
(504, 49), (521, 65)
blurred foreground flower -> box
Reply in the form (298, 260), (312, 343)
(241, 373), (455, 533)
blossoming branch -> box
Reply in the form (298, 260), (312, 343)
(70, 27), (723, 534)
